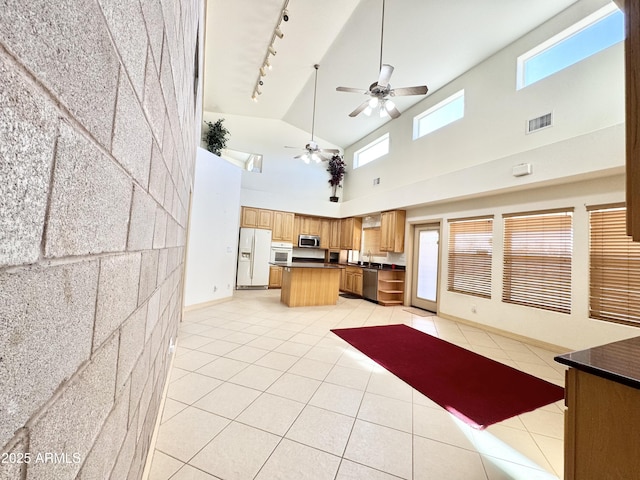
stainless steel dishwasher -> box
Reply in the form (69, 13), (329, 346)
(362, 268), (378, 302)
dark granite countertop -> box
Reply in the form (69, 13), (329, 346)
(555, 336), (640, 390)
(342, 262), (406, 271)
(271, 262), (345, 269)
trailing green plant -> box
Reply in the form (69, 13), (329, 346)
(203, 119), (229, 156)
(327, 154), (346, 198)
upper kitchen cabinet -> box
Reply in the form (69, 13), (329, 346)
(380, 210), (406, 253)
(273, 211), (295, 243)
(300, 216), (321, 236)
(329, 219), (341, 249)
(340, 217), (363, 250)
(241, 207), (273, 230)
(320, 219), (331, 249)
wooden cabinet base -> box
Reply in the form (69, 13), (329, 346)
(565, 368), (640, 479)
(280, 267), (341, 307)
(377, 270), (405, 306)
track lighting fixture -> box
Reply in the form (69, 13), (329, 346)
(250, 0), (290, 102)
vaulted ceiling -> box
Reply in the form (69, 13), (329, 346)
(203, 0), (578, 149)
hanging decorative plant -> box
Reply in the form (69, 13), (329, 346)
(327, 154), (346, 202)
(203, 118), (230, 156)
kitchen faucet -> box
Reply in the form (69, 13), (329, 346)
(367, 249), (372, 267)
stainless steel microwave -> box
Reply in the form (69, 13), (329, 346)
(298, 235), (321, 248)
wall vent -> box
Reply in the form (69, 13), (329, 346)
(527, 112), (552, 133)
(373, 177), (380, 186)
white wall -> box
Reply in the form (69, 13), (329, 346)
(405, 174), (639, 351)
(341, 0), (624, 214)
(202, 112), (342, 217)
(185, 148), (242, 307)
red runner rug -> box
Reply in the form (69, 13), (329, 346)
(331, 324), (564, 429)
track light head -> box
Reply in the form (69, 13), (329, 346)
(268, 45), (276, 56)
(275, 27), (284, 39)
(282, 9), (289, 22)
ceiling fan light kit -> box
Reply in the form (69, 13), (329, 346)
(251, 0), (290, 102)
(336, 0), (428, 119)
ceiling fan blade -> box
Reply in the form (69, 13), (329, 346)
(377, 64), (394, 88)
(336, 86), (368, 94)
(284, 145), (303, 149)
(320, 148), (340, 154)
(386, 104), (401, 119)
(349, 100), (370, 117)
(391, 85), (429, 96)
(293, 154), (305, 159)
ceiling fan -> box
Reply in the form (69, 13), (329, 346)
(286, 64), (340, 163)
(336, 0), (428, 119)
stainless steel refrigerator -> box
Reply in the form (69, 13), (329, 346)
(236, 228), (272, 288)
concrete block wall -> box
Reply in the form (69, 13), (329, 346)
(0, 0), (203, 479)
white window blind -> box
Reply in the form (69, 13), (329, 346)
(447, 217), (493, 298)
(503, 209), (573, 313)
(589, 205), (640, 326)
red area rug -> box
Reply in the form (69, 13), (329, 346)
(331, 324), (564, 429)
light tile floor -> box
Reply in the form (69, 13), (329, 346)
(148, 290), (567, 480)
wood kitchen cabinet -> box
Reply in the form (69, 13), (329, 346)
(377, 270), (405, 306)
(300, 216), (321, 236)
(320, 219), (331, 249)
(241, 207), (259, 228)
(329, 219), (341, 249)
(340, 217), (362, 250)
(342, 266), (363, 296)
(624, 0), (640, 240)
(272, 211), (294, 242)
(562, 367), (640, 479)
(555, 336), (640, 480)
(269, 266), (283, 288)
(380, 210), (406, 253)
(241, 207), (273, 230)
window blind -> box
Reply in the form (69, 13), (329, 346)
(447, 218), (493, 298)
(362, 227), (384, 256)
(589, 206), (640, 326)
(503, 210), (573, 313)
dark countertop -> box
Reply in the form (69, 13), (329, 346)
(271, 262), (345, 269)
(555, 336), (640, 390)
(342, 262), (406, 272)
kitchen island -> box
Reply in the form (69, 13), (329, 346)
(555, 337), (640, 479)
(276, 262), (344, 307)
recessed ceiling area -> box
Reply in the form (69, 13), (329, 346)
(203, 0), (578, 149)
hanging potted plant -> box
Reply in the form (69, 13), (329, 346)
(203, 118), (230, 156)
(327, 154), (346, 202)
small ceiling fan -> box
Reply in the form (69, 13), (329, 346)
(286, 64), (340, 163)
(336, 0), (428, 119)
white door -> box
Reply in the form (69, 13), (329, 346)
(411, 223), (440, 312)
(251, 228), (272, 286)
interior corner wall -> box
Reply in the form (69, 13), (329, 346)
(202, 112), (342, 218)
(184, 148), (242, 307)
(0, 1), (203, 479)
